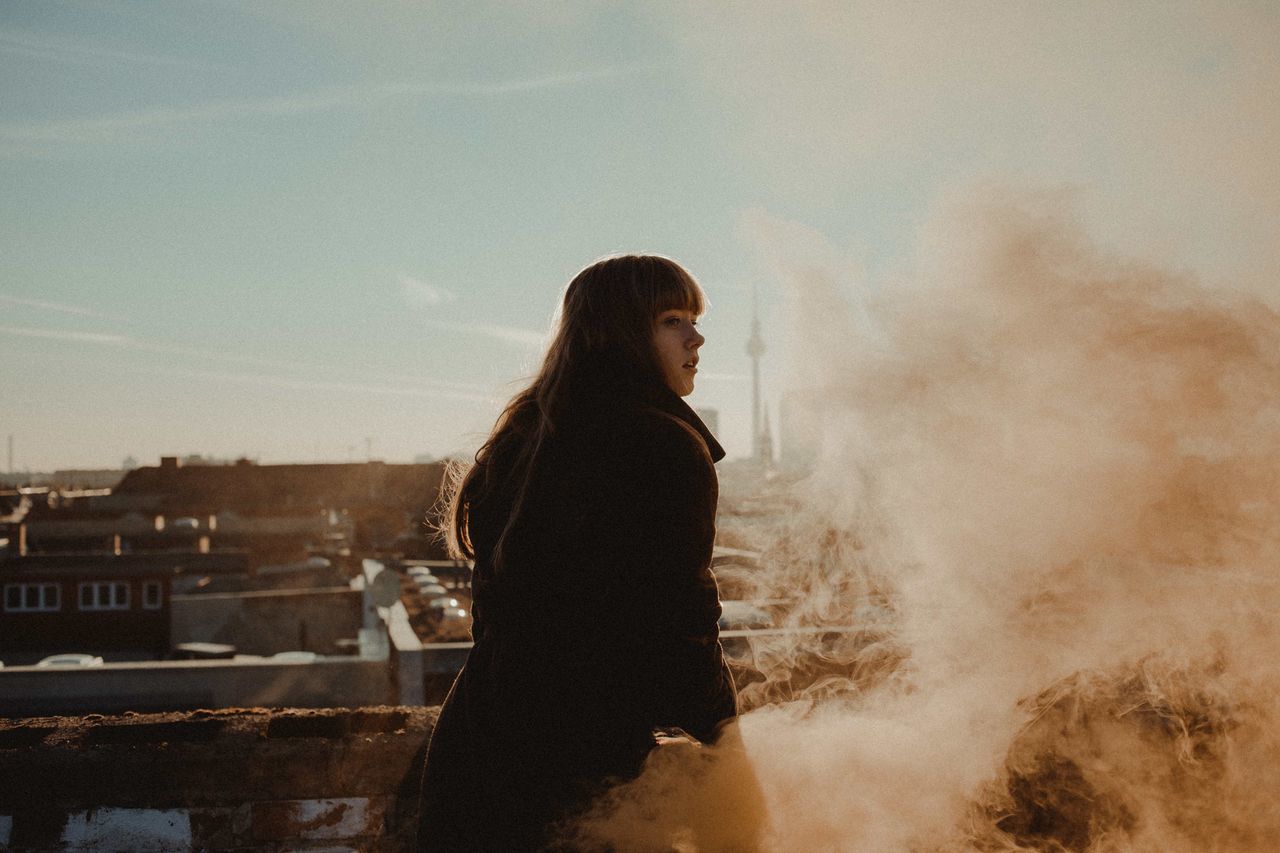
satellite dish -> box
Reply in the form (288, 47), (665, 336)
(368, 568), (402, 608)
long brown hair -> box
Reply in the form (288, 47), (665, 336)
(443, 254), (706, 561)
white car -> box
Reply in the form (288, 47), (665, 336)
(271, 651), (319, 663)
(37, 653), (104, 668)
(432, 605), (472, 641)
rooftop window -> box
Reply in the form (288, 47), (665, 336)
(4, 582), (61, 613)
(78, 581), (130, 611)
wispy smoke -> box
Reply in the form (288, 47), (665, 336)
(574, 190), (1280, 851)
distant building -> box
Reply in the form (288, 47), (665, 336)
(175, 453), (242, 467)
(0, 489), (31, 555)
(694, 407), (720, 437)
(759, 402), (775, 466)
(48, 469), (128, 490)
(19, 457), (447, 566)
(746, 290), (769, 466)
(0, 559), (424, 716)
(742, 289), (777, 469)
(0, 550), (249, 664)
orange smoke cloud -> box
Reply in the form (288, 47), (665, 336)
(573, 190), (1280, 851)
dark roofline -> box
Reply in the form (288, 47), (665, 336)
(0, 549), (250, 575)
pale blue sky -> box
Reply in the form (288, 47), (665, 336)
(3, 2), (1277, 471)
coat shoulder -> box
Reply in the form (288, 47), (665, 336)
(596, 402), (716, 468)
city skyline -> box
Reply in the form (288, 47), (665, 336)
(4, 3), (1278, 471)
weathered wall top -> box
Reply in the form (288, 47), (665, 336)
(0, 705), (436, 851)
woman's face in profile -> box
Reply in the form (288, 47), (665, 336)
(652, 308), (705, 397)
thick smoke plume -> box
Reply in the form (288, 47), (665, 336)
(573, 190), (1280, 851)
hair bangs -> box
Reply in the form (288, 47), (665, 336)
(651, 257), (706, 317)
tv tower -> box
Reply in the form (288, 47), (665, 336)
(746, 286), (768, 464)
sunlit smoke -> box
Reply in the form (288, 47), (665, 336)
(572, 189), (1280, 852)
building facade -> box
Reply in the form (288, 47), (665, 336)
(0, 551), (248, 664)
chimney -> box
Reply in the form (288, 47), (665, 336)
(160, 456), (181, 471)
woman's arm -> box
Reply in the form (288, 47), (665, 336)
(568, 409), (722, 635)
(616, 413), (736, 739)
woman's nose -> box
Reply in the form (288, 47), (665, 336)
(690, 328), (705, 348)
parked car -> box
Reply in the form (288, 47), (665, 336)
(431, 605), (472, 641)
(36, 653), (104, 668)
(271, 651), (319, 663)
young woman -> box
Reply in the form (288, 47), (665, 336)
(417, 255), (737, 851)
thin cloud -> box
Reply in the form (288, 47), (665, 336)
(0, 29), (229, 72)
(0, 87), (363, 145)
(0, 324), (490, 395)
(0, 294), (99, 317)
(399, 273), (457, 308)
(0, 325), (130, 345)
(0, 65), (649, 147)
(121, 362), (496, 404)
(420, 318), (546, 348)
(406, 66), (648, 96)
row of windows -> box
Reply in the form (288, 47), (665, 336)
(3, 581), (163, 613)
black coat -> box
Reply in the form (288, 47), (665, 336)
(417, 383), (736, 851)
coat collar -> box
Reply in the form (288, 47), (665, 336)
(645, 384), (726, 463)
(565, 378), (725, 463)
(563, 371), (726, 463)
